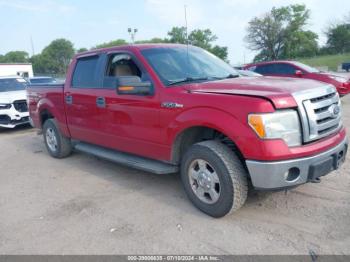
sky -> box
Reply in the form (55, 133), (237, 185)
(0, 0), (349, 64)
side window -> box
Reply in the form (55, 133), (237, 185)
(103, 53), (143, 88)
(72, 55), (100, 88)
(273, 64), (296, 74)
(255, 64), (274, 74)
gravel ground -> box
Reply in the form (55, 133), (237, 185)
(0, 95), (349, 255)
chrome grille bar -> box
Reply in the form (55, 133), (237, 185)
(293, 85), (342, 143)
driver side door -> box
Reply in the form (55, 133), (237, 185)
(96, 51), (164, 160)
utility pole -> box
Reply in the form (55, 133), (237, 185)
(128, 28), (138, 44)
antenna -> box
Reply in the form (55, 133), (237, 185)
(184, 5), (189, 45)
(30, 36), (35, 56)
(184, 5), (190, 69)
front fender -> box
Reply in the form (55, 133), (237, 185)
(166, 107), (258, 158)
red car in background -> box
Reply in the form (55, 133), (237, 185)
(244, 61), (350, 96)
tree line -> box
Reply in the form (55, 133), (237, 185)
(245, 4), (350, 61)
(0, 4), (349, 74)
(0, 27), (227, 76)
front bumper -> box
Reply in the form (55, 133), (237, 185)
(0, 108), (30, 128)
(246, 138), (348, 189)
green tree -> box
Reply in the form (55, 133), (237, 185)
(283, 30), (319, 58)
(31, 38), (74, 75)
(167, 26), (187, 44)
(1, 51), (29, 63)
(209, 45), (228, 61)
(93, 27), (228, 60)
(94, 39), (128, 49)
(76, 47), (88, 53)
(30, 54), (50, 74)
(135, 38), (168, 44)
(245, 4), (318, 61)
(167, 27), (228, 60)
(325, 23), (350, 54)
(189, 29), (217, 50)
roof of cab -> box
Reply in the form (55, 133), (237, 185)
(75, 43), (188, 58)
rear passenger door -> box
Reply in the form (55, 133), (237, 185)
(65, 54), (107, 145)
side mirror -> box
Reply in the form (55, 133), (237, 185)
(295, 70), (303, 77)
(116, 76), (153, 96)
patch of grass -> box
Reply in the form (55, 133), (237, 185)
(299, 53), (350, 71)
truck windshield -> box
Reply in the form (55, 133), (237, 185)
(0, 78), (27, 92)
(141, 46), (239, 86)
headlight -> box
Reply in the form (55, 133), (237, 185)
(248, 110), (302, 147)
(0, 103), (11, 110)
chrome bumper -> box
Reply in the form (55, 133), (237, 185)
(246, 138), (348, 190)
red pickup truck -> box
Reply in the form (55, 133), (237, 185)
(27, 44), (348, 217)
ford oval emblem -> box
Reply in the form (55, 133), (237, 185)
(329, 104), (340, 118)
(333, 105), (340, 115)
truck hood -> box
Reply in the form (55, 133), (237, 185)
(188, 76), (332, 109)
(0, 90), (27, 104)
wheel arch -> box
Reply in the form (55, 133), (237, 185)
(170, 125), (246, 170)
(37, 98), (71, 138)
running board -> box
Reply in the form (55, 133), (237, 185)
(74, 142), (179, 174)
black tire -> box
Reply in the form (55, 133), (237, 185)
(43, 119), (72, 158)
(181, 140), (248, 218)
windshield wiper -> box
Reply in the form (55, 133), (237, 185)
(224, 74), (240, 79)
(209, 74), (240, 80)
(168, 77), (209, 86)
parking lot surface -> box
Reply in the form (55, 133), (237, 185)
(0, 96), (349, 255)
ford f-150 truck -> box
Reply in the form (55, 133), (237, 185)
(27, 44), (348, 217)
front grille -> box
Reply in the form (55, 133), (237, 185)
(293, 85), (342, 143)
(0, 115), (11, 124)
(13, 100), (28, 113)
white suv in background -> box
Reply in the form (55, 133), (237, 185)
(0, 76), (30, 128)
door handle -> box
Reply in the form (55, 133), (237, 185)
(65, 95), (73, 105)
(96, 97), (106, 108)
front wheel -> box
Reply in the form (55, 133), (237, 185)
(43, 119), (72, 158)
(181, 140), (248, 218)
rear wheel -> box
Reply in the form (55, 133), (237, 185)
(181, 140), (248, 218)
(43, 119), (72, 158)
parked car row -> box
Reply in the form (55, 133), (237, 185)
(26, 44), (348, 217)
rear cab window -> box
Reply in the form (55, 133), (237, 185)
(72, 55), (101, 88)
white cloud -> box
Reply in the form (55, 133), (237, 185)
(0, 0), (75, 14)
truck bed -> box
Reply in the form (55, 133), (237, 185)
(27, 83), (66, 130)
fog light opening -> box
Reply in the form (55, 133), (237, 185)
(338, 150), (344, 160)
(285, 167), (300, 182)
